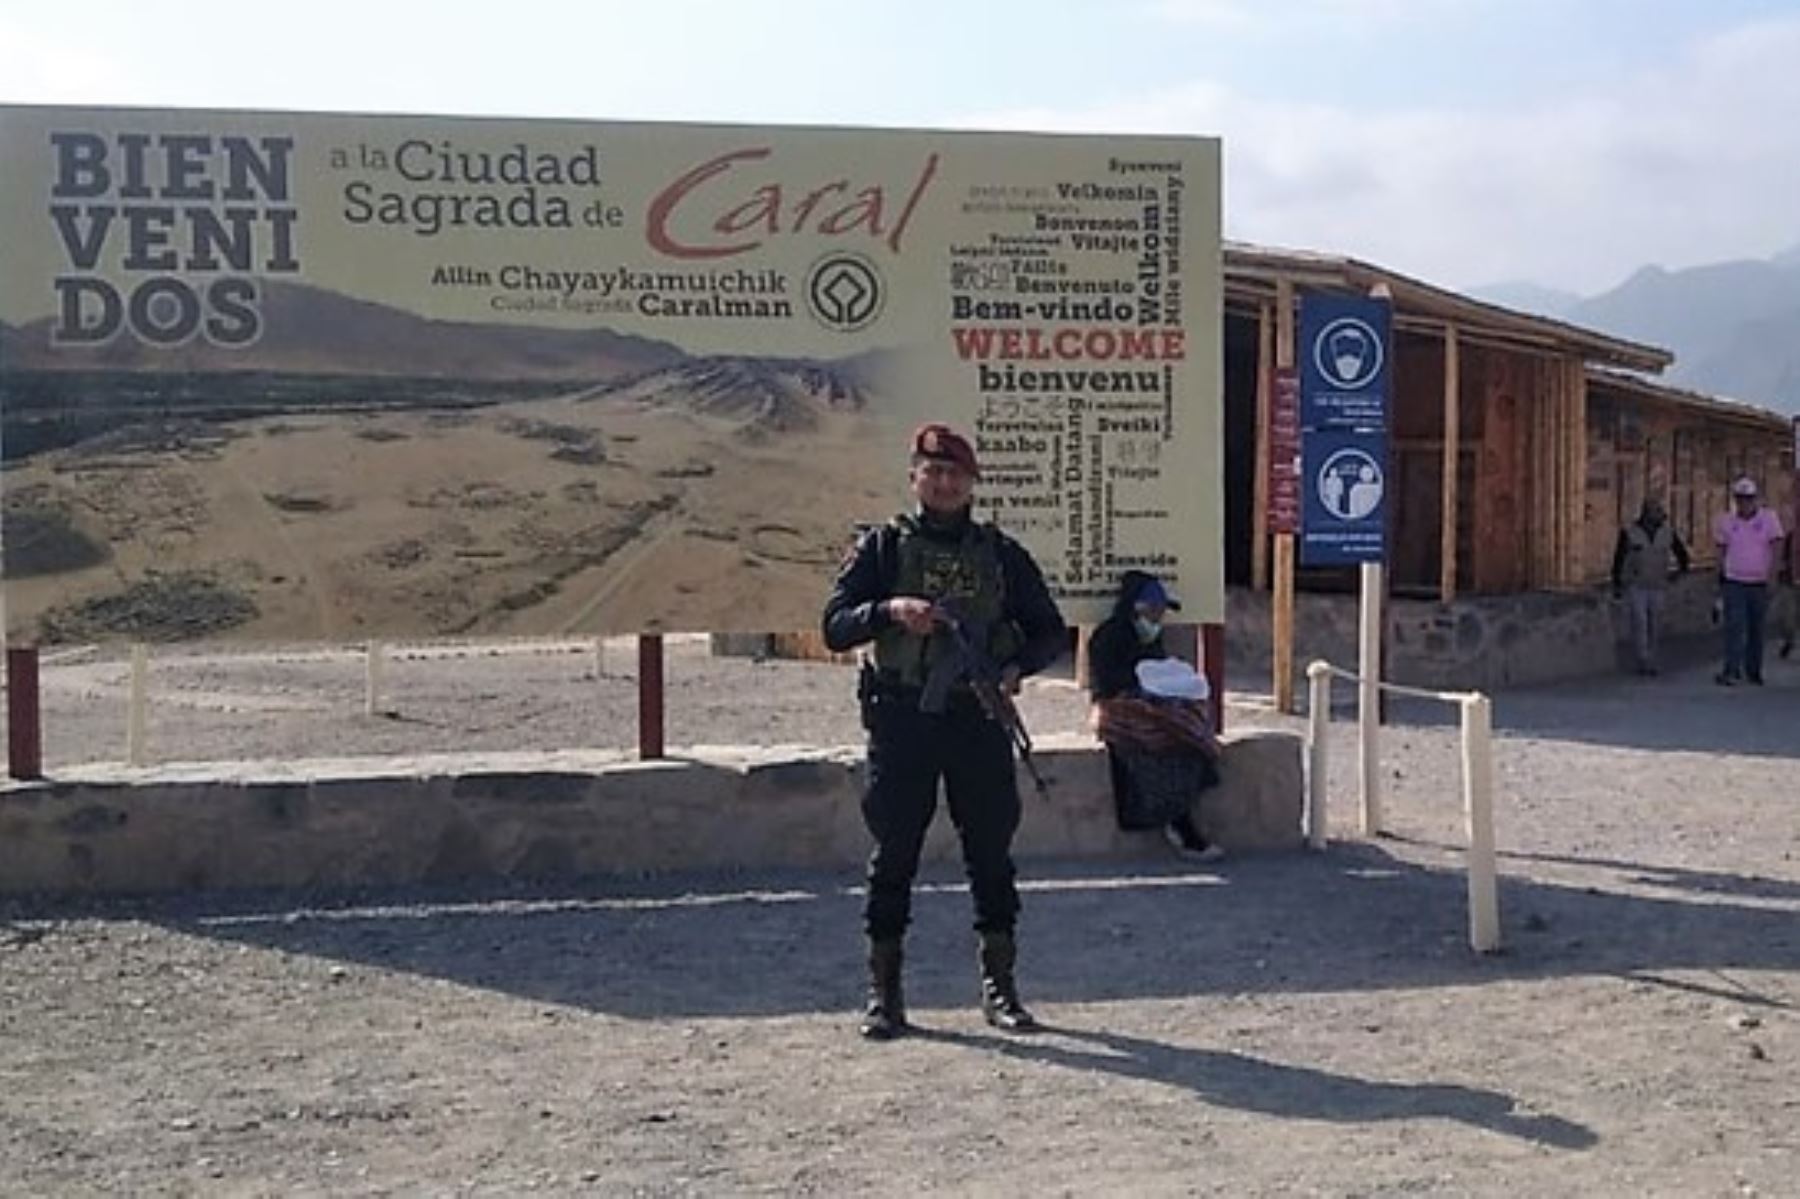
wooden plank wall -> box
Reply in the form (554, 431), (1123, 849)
(1462, 346), (1598, 594)
(1532, 357), (1557, 589)
(1517, 355), (1590, 591)
(1583, 391), (1619, 578)
(1580, 386), (1794, 582)
(1564, 359), (1589, 589)
(1471, 347), (1528, 593)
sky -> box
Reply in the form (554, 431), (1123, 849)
(2, 0), (1797, 295)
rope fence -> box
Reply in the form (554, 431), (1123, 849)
(1305, 658), (1501, 954)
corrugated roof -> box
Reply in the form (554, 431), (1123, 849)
(1223, 240), (1674, 374)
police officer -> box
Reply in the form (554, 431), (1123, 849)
(822, 423), (1067, 1040)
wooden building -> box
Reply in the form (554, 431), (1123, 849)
(1222, 243), (1794, 603)
(1584, 369), (1795, 579)
(745, 242), (1795, 690)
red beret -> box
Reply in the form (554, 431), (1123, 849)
(911, 422), (980, 478)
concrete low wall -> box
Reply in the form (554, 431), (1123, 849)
(0, 733), (1303, 898)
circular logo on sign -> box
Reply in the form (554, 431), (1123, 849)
(1312, 316), (1384, 390)
(1316, 448), (1385, 522)
(805, 253), (884, 332)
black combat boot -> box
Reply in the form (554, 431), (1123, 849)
(859, 938), (907, 1040)
(977, 930), (1038, 1032)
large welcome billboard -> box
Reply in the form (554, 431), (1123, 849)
(0, 105), (1222, 644)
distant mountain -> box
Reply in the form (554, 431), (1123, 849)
(1468, 280), (1581, 319)
(1564, 250), (1800, 416)
(2, 282), (688, 382)
(1567, 259), (1800, 367)
(1683, 305), (1800, 413)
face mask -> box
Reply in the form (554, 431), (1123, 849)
(1133, 615), (1161, 643)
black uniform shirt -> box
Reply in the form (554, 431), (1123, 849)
(821, 510), (1067, 678)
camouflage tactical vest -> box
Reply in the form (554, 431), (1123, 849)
(873, 514), (1021, 686)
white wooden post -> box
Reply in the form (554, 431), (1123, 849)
(126, 642), (149, 766)
(594, 636), (608, 679)
(365, 641), (386, 717)
(1461, 693), (1501, 953)
(1357, 562), (1384, 836)
(1305, 660), (1331, 851)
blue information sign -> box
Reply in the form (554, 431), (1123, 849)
(1299, 292), (1391, 565)
(1301, 429), (1388, 564)
(1299, 294), (1391, 433)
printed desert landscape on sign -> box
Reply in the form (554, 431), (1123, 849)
(0, 283), (906, 645)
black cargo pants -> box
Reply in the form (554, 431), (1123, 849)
(860, 679), (1022, 941)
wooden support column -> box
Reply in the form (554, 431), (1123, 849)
(1251, 302), (1275, 591)
(1554, 360), (1570, 587)
(1535, 360), (1546, 588)
(1271, 281), (1297, 714)
(1560, 361), (1572, 585)
(1272, 535), (1295, 709)
(1534, 359), (1556, 589)
(1568, 359), (1588, 588)
(1548, 360), (1576, 586)
(1530, 360), (1545, 589)
(1557, 360), (1571, 585)
(1550, 363), (1562, 586)
(1440, 323), (1461, 602)
(1557, 358), (1578, 588)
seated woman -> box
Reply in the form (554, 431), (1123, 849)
(1087, 570), (1223, 861)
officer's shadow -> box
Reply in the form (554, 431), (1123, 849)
(912, 1024), (1597, 1150)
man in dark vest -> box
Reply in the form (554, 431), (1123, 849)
(1610, 496), (1690, 675)
(823, 423), (1067, 1040)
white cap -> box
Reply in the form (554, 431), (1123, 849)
(1732, 477), (1758, 498)
(1136, 657), (1211, 702)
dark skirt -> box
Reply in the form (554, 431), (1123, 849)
(1110, 746), (1219, 831)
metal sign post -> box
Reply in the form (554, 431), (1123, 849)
(1298, 290), (1394, 805)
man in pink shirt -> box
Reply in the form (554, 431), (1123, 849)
(1713, 477), (1786, 686)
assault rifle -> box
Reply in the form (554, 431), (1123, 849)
(920, 599), (1050, 801)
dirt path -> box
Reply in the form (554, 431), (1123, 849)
(2, 646), (1797, 1195)
(554, 509), (687, 636)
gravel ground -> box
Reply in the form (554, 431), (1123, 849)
(2, 637), (1798, 1195)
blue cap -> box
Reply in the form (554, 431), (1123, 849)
(1133, 576), (1182, 611)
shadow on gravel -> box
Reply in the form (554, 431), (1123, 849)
(1311, 664), (1800, 759)
(1485, 844), (1800, 906)
(910, 1025), (1598, 1150)
(77, 841), (1799, 1023)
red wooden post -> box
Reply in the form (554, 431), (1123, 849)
(637, 634), (665, 760)
(7, 646), (44, 780)
(1201, 622), (1225, 734)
